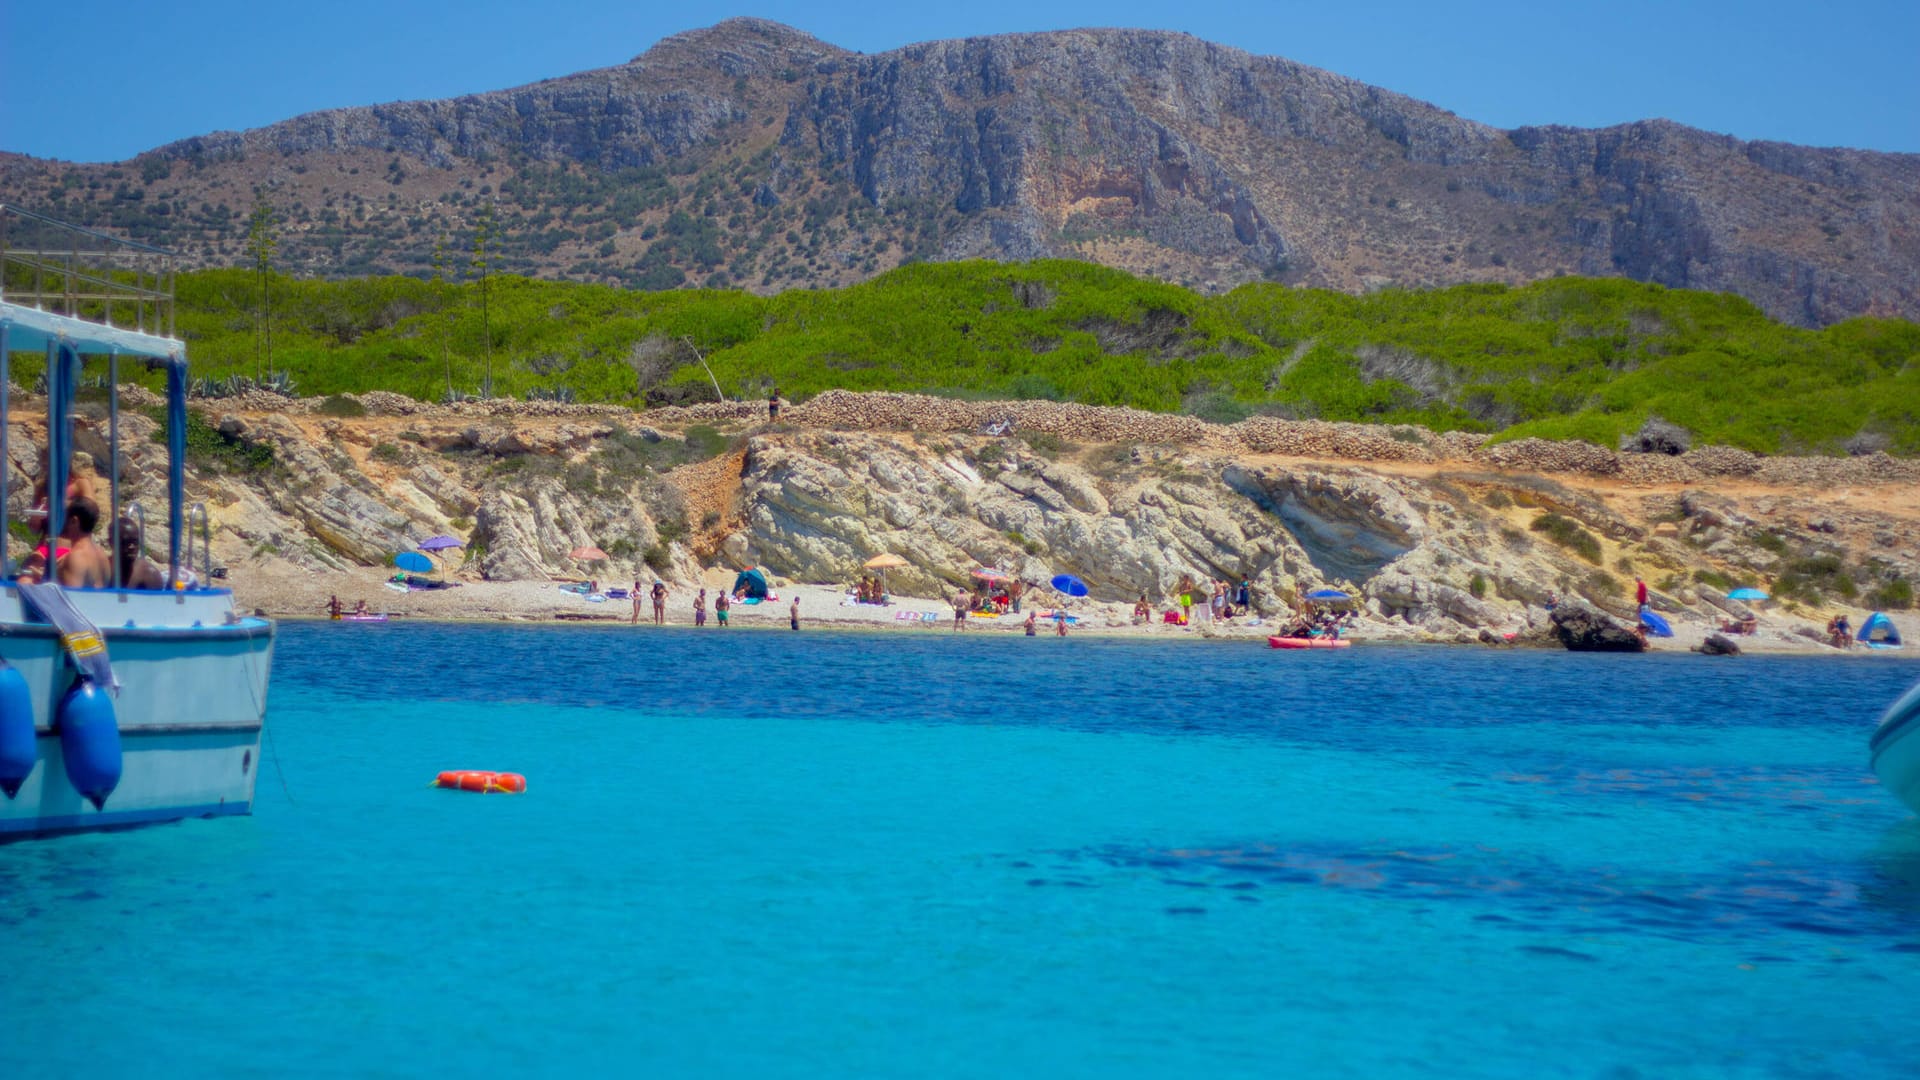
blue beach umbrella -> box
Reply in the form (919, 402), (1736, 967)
(1727, 588), (1769, 602)
(393, 552), (433, 574)
(1306, 588), (1351, 601)
(1051, 574), (1089, 598)
(418, 535), (464, 552)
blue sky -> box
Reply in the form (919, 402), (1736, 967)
(4, 0), (1915, 162)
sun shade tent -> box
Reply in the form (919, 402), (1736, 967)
(1862, 612), (1904, 647)
(732, 566), (770, 599)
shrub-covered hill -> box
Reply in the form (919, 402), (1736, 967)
(143, 260), (1920, 454)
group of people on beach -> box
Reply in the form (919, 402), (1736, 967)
(626, 579), (813, 629)
(1131, 575), (1254, 626)
(16, 454), (166, 590)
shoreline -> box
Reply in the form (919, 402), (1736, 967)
(255, 575), (1910, 658)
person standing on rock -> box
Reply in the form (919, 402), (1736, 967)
(1635, 577), (1649, 612)
(789, 595), (801, 631)
(651, 580), (668, 626)
(768, 388), (782, 423)
(715, 589), (730, 627)
(694, 588), (707, 628)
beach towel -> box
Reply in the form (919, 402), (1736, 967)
(17, 582), (117, 691)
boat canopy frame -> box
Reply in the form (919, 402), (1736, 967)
(0, 206), (191, 588)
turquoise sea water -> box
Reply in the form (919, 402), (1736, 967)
(4, 623), (1919, 1078)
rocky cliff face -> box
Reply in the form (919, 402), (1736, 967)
(17, 391), (1910, 644)
(4, 19), (1914, 325)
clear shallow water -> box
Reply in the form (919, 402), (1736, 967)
(4, 624), (1919, 1078)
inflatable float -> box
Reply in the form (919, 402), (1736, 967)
(341, 614), (390, 623)
(433, 770), (527, 794)
(1268, 636), (1350, 650)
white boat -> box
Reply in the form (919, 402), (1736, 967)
(0, 205), (275, 838)
(1870, 679), (1920, 816)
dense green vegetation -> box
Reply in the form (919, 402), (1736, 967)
(27, 260), (1920, 454)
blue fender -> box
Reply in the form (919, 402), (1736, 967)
(0, 659), (33, 799)
(57, 678), (121, 810)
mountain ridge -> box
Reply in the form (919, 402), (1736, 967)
(4, 19), (1915, 326)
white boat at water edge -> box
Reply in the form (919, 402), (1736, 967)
(1871, 679), (1920, 817)
(0, 205), (275, 839)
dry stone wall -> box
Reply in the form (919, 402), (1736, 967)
(183, 388), (1918, 487)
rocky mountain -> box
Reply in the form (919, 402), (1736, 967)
(4, 19), (1916, 325)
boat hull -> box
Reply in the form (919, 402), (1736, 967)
(1871, 680), (1920, 816)
(1268, 636), (1351, 650)
(0, 589), (274, 839)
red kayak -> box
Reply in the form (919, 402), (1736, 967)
(1268, 636), (1350, 649)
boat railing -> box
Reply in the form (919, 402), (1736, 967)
(186, 504), (211, 587)
(0, 203), (176, 339)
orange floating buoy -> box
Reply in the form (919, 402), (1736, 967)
(433, 770), (527, 794)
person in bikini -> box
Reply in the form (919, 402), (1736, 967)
(22, 497), (111, 587)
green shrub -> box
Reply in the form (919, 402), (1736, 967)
(154, 408), (276, 475)
(681, 424), (730, 461)
(1693, 568), (1734, 590)
(1530, 513), (1603, 564)
(1005, 530), (1044, 556)
(1468, 572), (1487, 599)
(147, 263), (1920, 455)
(369, 442), (403, 463)
(1482, 489), (1512, 509)
(1869, 578), (1914, 610)
(1022, 431), (1070, 456)
(316, 394), (366, 418)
